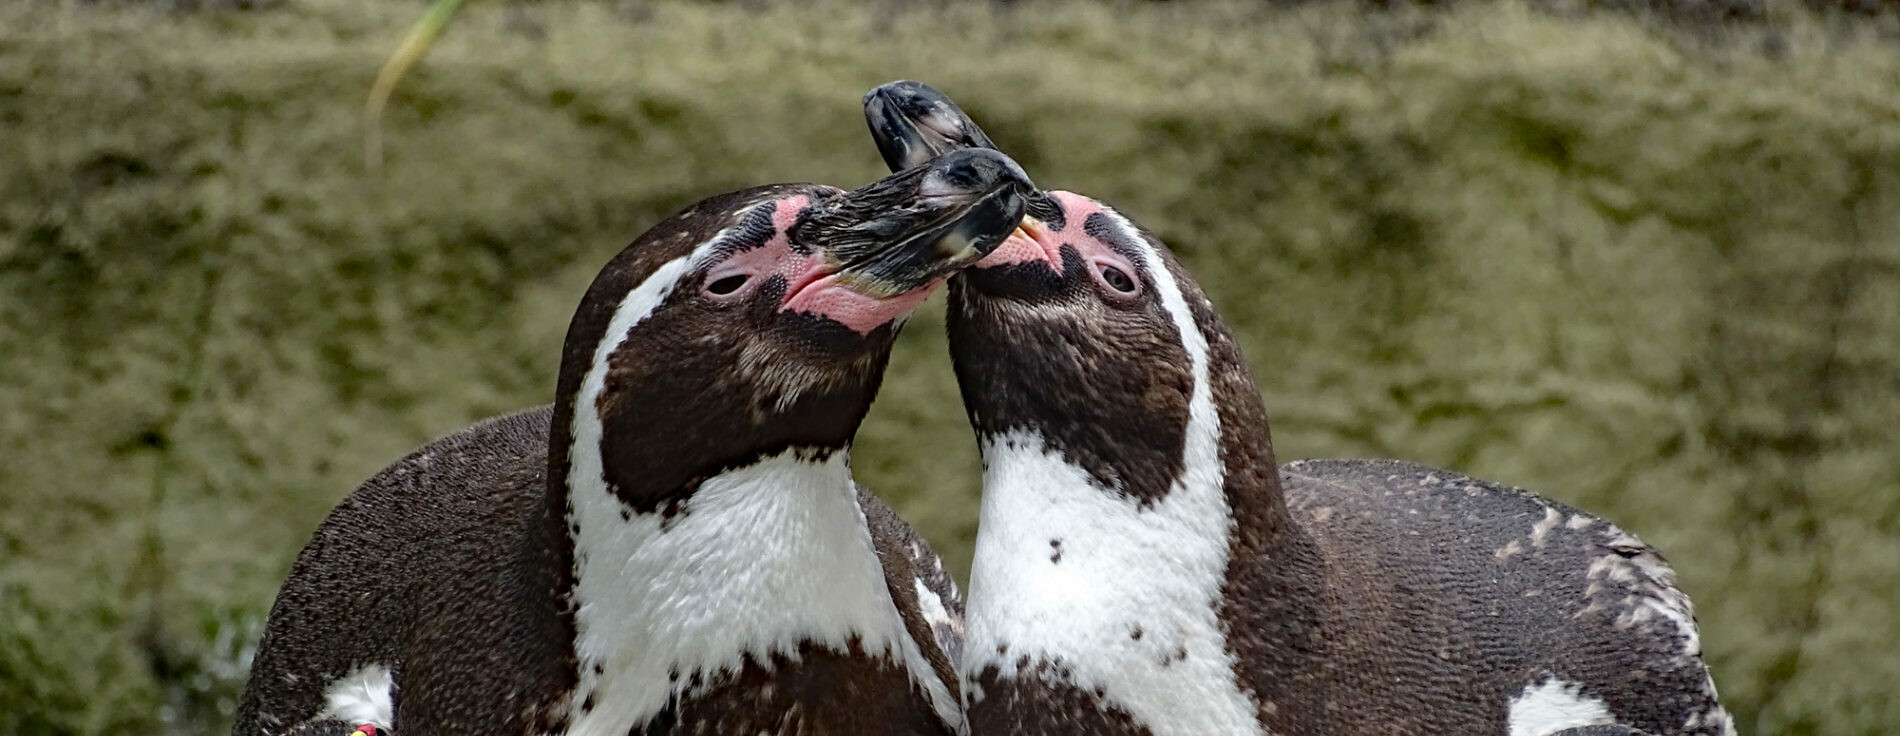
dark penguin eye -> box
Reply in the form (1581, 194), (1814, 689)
(1098, 265), (1137, 294)
(706, 274), (749, 297)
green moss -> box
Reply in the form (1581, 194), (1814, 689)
(3, 1), (1896, 733)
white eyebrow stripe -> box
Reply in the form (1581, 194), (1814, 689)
(1092, 203), (1220, 477)
(570, 201), (775, 504)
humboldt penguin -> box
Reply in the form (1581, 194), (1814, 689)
(863, 81), (1734, 736)
(235, 147), (1036, 736)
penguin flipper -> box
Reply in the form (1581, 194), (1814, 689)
(858, 486), (964, 683)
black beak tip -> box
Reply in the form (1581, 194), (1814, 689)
(864, 80), (999, 174)
(997, 155), (1033, 194)
(865, 80), (934, 109)
(865, 83), (922, 172)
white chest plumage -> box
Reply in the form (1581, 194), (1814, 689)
(963, 432), (1262, 736)
(562, 450), (956, 735)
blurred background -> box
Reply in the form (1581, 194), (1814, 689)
(3, 0), (1897, 733)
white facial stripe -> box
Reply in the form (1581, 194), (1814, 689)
(1095, 204), (1222, 478)
(566, 206), (778, 527)
(571, 213), (759, 462)
(961, 204), (1261, 736)
(560, 206), (960, 733)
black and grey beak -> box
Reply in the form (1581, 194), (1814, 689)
(864, 80), (1063, 227)
(799, 147), (1035, 297)
(864, 80), (999, 172)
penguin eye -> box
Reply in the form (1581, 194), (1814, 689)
(705, 274), (750, 298)
(1096, 264), (1138, 296)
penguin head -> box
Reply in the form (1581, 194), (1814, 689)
(946, 192), (1237, 502)
(866, 80), (1262, 503)
(552, 149), (1034, 515)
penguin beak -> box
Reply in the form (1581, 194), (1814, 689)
(971, 209), (1063, 272)
(861, 79), (1062, 276)
(798, 148), (1036, 299)
(863, 80), (1000, 173)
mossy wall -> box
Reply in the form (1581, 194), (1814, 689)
(2, 1), (1896, 734)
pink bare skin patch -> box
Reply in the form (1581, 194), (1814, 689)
(782, 271), (942, 335)
(700, 196), (810, 298)
(770, 195), (809, 238)
(974, 191), (1119, 273)
(975, 218), (1063, 272)
(725, 196), (944, 335)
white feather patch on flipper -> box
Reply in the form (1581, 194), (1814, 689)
(915, 577), (958, 634)
(320, 664), (395, 729)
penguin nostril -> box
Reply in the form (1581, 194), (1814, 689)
(705, 274), (751, 298)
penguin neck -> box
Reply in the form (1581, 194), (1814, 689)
(960, 303), (1311, 736)
(558, 444), (923, 732)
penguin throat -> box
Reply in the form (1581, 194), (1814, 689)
(559, 449), (955, 734)
(962, 431), (1263, 736)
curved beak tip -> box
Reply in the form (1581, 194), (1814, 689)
(844, 83), (1041, 295)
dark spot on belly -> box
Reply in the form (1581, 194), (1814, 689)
(967, 662), (1155, 736)
(1129, 626), (1143, 641)
(654, 638), (953, 734)
(1050, 538), (1064, 564)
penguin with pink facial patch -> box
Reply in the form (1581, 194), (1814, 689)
(236, 148), (1034, 736)
(864, 80), (1732, 736)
